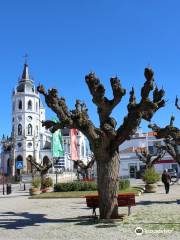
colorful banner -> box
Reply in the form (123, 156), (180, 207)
(70, 129), (78, 160)
(52, 119), (64, 158)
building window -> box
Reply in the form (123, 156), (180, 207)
(17, 155), (23, 161)
(36, 102), (38, 112)
(27, 100), (32, 110)
(36, 126), (38, 135)
(17, 142), (22, 148)
(18, 100), (22, 110)
(28, 124), (32, 135)
(27, 142), (32, 148)
(13, 102), (15, 111)
(18, 124), (22, 136)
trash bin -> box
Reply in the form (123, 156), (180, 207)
(6, 183), (12, 195)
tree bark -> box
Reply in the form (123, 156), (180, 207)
(40, 172), (47, 190)
(96, 150), (120, 219)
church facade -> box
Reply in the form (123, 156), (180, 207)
(0, 63), (90, 177)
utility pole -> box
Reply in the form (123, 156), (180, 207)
(1, 135), (6, 195)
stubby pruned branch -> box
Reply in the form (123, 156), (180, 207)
(149, 116), (180, 144)
(85, 73), (126, 125)
(175, 96), (180, 110)
(37, 85), (99, 144)
(115, 68), (165, 147)
(42, 120), (65, 133)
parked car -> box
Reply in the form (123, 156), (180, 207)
(167, 169), (177, 178)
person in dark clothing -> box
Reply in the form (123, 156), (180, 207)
(161, 169), (171, 194)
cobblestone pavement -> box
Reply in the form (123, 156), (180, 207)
(0, 183), (180, 240)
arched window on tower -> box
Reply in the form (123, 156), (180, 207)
(18, 124), (22, 136)
(27, 100), (32, 110)
(18, 100), (22, 110)
(36, 102), (38, 112)
(13, 101), (15, 111)
(28, 124), (32, 135)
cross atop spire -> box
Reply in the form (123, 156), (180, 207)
(21, 62), (30, 80)
(24, 53), (28, 64)
(21, 54), (30, 80)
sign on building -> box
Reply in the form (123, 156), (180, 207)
(16, 161), (23, 169)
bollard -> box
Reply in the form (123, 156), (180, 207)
(3, 184), (5, 195)
(6, 183), (12, 195)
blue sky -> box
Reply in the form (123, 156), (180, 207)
(0, 0), (179, 138)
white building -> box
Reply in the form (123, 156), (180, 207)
(119, 128), (180, 178)
(0, 63), (90, 177)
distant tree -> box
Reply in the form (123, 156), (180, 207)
(73, 155), (95, 180)
(27, 156), (52, 189)
(135, 147), (166, 169)
(149, 115), (180, 165)
(37, 68), (165, 219)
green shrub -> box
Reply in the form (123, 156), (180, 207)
(54, 181), (97, 192)
(42, 177), (53, 188)
(119, 179), (130, 190)
(32, 177), (41, 188)
(143, 167), (160, 184)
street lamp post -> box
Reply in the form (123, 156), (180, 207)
(1, 135), (6, 195)
(2, 168), (5, 195)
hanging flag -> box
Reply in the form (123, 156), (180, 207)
(51, 118), (64, 157)
(70, 129), (78, 160)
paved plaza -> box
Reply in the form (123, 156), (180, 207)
(0, 182), (180, 240)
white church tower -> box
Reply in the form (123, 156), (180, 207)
(0, 62), (91, 178)
(12, 62), (46, 175)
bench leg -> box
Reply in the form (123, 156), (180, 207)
(92, 207), (96, 217)
(128, 206), (131, 216)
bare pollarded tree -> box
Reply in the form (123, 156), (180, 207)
(27, 156), (52, 189)
(73, 155), (95, 180)
(37, 68), (165, 219)
(135, 147), (166, 169)
(149, 115), (180, 165)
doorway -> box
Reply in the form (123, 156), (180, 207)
(129, 164), (137, 178)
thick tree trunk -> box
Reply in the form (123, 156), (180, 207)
(96, 150), (120, 219)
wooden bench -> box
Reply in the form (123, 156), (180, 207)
(85, 193), (136, 217)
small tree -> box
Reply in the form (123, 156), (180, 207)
(27, 156), (52, 189)
(37, 68), (165, 219)
(143, 167), (160, 184)
(149, 115), (180, 165)
(135, 147), (166, 169)
(73, 156), (95, 180)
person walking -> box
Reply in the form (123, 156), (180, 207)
(161, 169), (171, 194)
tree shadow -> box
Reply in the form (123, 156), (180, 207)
(137, 200), (177, 205)
(95, 224), (118, 228)
(0, 211), (98, 229)
(0, 194), (28, 199)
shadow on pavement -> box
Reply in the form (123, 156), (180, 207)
(0, 194), (28, 199)
(0, 211), (102, 229)
(137, 200), (177, 205)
